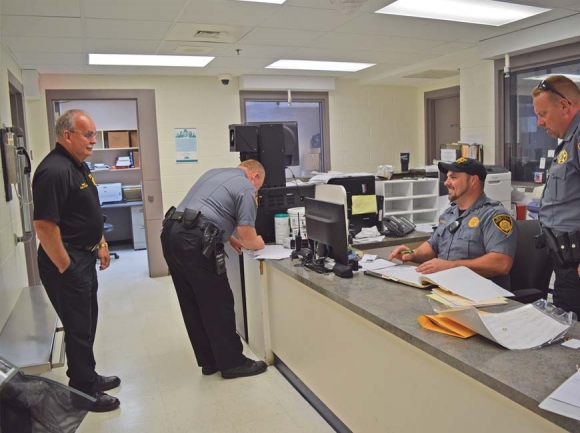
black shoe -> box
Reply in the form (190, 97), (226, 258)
(201, 365), (219, 375)
(73, 391), (120, 413)
(221, 358), (267, 379)
(97, 375), (121, 392)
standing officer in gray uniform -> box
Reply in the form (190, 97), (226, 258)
(390, 158), (517, 290)
(532, 75), (580, 316)
(161, 159), (267, 379)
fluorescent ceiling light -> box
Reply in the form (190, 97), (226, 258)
(266, 60), (374, 72)
(88, 54), (214, 67)
(234, 0), (286, 3)
(525, 74), (580, 83)
(375, 0), (550, 27)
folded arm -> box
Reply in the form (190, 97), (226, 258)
(416, 252), (513, 276)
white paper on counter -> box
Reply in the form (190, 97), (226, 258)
(243, 245), (292, 260)
(540, 369), (580, 421)
(358, 259), (398, 272)
(441, 304), (569, 350)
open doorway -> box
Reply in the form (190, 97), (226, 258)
(425, 86), (460, 164)
(45, 89), (166, 278)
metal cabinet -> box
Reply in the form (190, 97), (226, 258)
(131, 205), (147, 250)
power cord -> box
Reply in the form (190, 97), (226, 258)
(285, 166), (305, 202)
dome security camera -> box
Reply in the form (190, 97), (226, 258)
(218, 74), (232, 86)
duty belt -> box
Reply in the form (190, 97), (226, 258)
(168, 211), (214, 231)
(62, 242), (100, 252)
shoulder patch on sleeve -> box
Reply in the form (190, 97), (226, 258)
(492, 214), (513, 235)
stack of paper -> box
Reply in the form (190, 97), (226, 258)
(540, 369), (580, 421)
(429, 288), (507, 308)
(242, 245), (292, 260)
(439, 304), (569, 349)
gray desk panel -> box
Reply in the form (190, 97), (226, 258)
(0, 286), (57, 371)
(267, 258), (580, 432)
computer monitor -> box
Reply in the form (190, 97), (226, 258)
(304, 197), (349, 266)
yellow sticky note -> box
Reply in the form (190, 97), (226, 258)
(352, 195), (377, 215)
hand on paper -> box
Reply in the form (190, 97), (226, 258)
(229, 236), (243, 255)
(416, 258), (456, 274)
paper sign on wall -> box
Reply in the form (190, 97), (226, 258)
(175, 128), (198, 163)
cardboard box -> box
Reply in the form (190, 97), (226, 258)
(131, 150), (140, 168)
(107, 131), (129, 148)
(130, 130), (139, 148)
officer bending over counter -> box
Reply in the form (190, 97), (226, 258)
(161, 159), (267, 379)
(389, 158), (517, 290)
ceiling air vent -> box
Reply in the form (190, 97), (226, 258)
(195, 31), (221, 38)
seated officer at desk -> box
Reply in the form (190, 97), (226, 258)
(389, 158), (517, 290)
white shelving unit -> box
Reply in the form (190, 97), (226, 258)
(375, 178), (439, 225)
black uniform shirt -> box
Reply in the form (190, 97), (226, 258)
(33, 143), (103, 246)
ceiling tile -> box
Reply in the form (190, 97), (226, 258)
(1, 0), (80, 17)
(83, 0), (187, 21)
(85, 19), (172, 40)
(221, 44), (294, 58)
(333, 13), (431, 36)
(2, 36), (83, 53)
(166, 23), (252, 43)
(259, 5), (358, 31)
(307, 32), (442, 53)
(284, 46), (393, 63)
(1, 16), (82, 38)
(419, 21), (501, 44)
(178, 0), (280, 27)
(14, 52), (86, 66)
(85, 39), (161, 54)
(500, 0), (576, 7)
(348, 62), (408, 80)
(157, 41), (233, 56)
(424, 42), (477, 56)
(240, 28), (325, 46)
(284, 0), (336, 9)
(28, 64), (88, 74)
(499, 8), (575, 32)
(205, 56), (274, 69)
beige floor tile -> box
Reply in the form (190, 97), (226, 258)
(221, 391), (286, 426)
(289, 407), (335, 433)
(41, 248), (332, 433)
(168, 402), (235, 433)
(235, 412), (303, 433)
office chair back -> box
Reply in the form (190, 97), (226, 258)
(509, 219), (552, 303)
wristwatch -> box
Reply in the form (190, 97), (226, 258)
(98, 242), (108, 249)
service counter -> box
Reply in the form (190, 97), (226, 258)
(243, 254), (580, 432)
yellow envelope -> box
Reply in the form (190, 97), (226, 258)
(417, 314), (476, 339)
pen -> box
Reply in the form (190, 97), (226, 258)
(400, 249), (414, 255)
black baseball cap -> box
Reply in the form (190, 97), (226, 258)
(438, 157), (487, 181)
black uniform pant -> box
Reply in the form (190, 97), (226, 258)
(551, 258), (580, 317)
(160, 220), (245, 371)
(38, 246), (99, 394)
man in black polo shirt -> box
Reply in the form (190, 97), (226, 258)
(33, 109), (120, 412)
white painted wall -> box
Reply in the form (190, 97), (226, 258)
(0, 40), (29, 331)
(329, 79), (420, 173)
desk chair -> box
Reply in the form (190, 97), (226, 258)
(509, 219), (552, 303)
(103, 215), (119, 259)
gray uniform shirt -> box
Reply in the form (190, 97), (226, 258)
(539, 111), (580, 233)
(427, 193), (517, 289)
(177, 167), (257, 242)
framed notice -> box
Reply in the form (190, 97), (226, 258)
(175, 128), (198, 163)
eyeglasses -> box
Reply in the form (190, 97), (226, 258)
(537, 80), (571, 104)
(68, 130), (98, 139)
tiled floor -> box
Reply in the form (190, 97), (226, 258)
(42, 247), (334, 433)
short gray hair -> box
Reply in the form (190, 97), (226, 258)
(55, 109), (88, 139)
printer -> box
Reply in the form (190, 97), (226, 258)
(484, 165), (511, 210)
(97, 183), (123, 205)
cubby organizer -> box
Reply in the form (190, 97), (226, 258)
(375, 178), (439, 225)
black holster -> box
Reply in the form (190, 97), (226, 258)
(182, 208), (201, 229)
(162, 206), (176, 226)
(543, 227), (580, 266)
